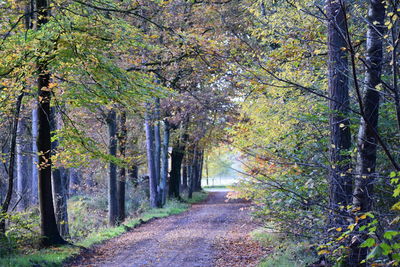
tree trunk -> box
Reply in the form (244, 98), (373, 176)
(182, 157), (188, 190)
(188, 147), (198, 199)
(153, 98), (161, 206)
(107, 110), (118, 226)
(326, 0), (353, 227)
(170, 139), (184, 199)
(17, 113), (31, 210)
(31, 106), (39, 205)
(160, 120), (170, 205)
(37, 68), (65, 246)
(35, 0), (66, 247)
(350, 1), (386, 265)
(0, 93), (24, 234)
(117, 110), (127, 223)
(145, 103), (159, 208)
(69, 168), (81, 196)
(196, 150), (204, 191)
(50, 107), (69, 237)
(170, 122), (189, 199)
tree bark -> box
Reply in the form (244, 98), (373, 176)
(107, 110), (118, 226)
(170, 139), (184, 199)
(145, 103), (159, 208)
(69, 168), (81, 196)
(36, 0), (66, 247)
(188, 147), (198, 199)
(117, 110), (127, 223)
(16, 113), (31, 210)
(182, 157), (188, 190)
(32, 106), (39, 205)
(350, 1), (385, 265)
(37, 67), (65, 246)
(153, 98), (161, 206)
(196, 150), (204, 191)
(160, 120), (170, 205)
(50, 107), (69, 237)
(326, 0), (353, 227)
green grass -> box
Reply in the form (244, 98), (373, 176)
(0, 192), (208, 267)
(249, 228), (317, 267)
(203, 185), (229, 189)
(183, 191), (209, 204)
(0, 246), (80, 267)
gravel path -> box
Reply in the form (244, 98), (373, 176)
(68, 191), (264, 267)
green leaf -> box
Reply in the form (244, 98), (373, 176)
(380, 243), (392, 256)
(393, 253), (400, 261)
(383, 230), (399, 240)
(368, 226), (377, 234)
(359, 225), (367, 231)
(394, 185), (400, 197)
(360, 238), (375, 248)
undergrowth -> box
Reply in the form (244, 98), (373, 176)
(250, 228), (318, 267)
(0, 191), (208, 267)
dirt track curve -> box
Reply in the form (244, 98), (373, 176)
(67, 191), (265, 267)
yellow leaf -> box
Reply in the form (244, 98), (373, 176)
(318, 250), (330, 255)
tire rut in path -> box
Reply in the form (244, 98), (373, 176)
(69, 191), (258, 267)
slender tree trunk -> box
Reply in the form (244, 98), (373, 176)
(170, 140), (184, 199)
(117, 111), (127, 223)
(107, 110), (118, 226)
(69, 168), (80, 196)
(350, 1), (386, 265)
(326, 0), (353, 227)
(160, 120), (170, 205)
(205, 154), (209, 186)
(188, 147), (198, 199)
(196, 150), (204, 191)
(17, 114), (30, 210)
(51, 167), (69, 237)
(50, 107), (69, 237)
(170, 122), (189, 198)
(153, 98), (161, 206)
(145, 103), (159, 208)
(32, 106), (39, 205)
(182, 158), (188, 190)
(0, 93), (24, 234)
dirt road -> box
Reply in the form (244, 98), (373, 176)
(68, 191), (265, 267)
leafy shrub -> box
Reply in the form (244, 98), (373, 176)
(68, 196), (107, 241)
(0, 209), (41, 256)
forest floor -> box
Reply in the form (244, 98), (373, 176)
(66, 191), (268, 267)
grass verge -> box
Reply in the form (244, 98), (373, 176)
(250, 228), (317, 267)
(0, 191), (209, 267)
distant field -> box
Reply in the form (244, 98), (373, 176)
(201, 177), (238, 187)
(203, 185), (229, 188)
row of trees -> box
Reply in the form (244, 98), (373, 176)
(230, 0), (400, 265)
(0, 0), (238, 248)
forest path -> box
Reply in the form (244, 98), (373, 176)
(68, 191), (265, 267)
